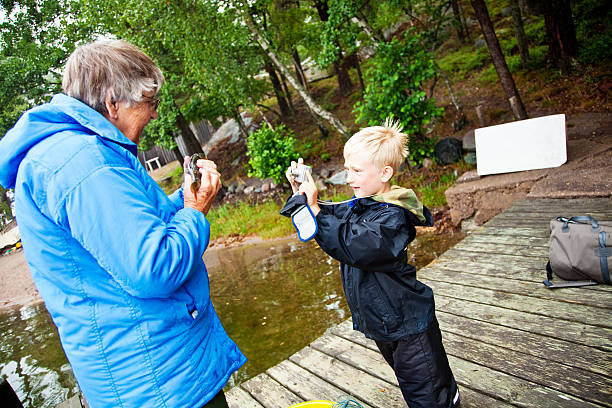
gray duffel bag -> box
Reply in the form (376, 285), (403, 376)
(543, 216), (611, 289)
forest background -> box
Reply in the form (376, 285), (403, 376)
(0, 0), (610, 241)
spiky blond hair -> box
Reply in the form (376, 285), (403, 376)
(344, 118), (408, 172)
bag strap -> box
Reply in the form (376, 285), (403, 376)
(598, 231), (611, 284)
(559, 215), (600, 232)
(543, 261), (599, 289)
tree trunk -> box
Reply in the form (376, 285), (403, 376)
(335, 51), (354, 96)
(243, 11), (351, 138)
(541, 0), (578, 74)
(313, 1), (353, 95)
(350, 53), (365, 92)
(279, 72), (296, 114)
(470, 0), (528, 120)
(264, 62), (291, 117)
(234, 110), (249, 140)
(171, 146), (183, 164)
(510, 0), (529, 68)
(451, 0), (467, 42)
(292, 49), (309, 92)
(175, 108), (204, 155)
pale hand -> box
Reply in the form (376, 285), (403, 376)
(183, 156), (221, 215)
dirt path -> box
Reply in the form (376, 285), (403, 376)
(0, 249), (41, 310)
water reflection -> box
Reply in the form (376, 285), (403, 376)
(0, 302), (79, 408)
(204, 237), (350, 388)
(0, 231), (464, 405)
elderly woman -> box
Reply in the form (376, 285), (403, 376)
(0, 40), (245, 407)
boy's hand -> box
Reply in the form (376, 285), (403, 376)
(285, 157), (304, 194)
(298, 171), (320, 216)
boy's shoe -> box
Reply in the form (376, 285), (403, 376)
(452, 388), (460, 408)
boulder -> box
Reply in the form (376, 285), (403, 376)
(462, 129), (476, 152)
(203, 112), (255, 155)
(325, 170), (348, 185)
(434, 138), (463, 165)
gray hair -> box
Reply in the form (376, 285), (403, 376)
(62, 39), (164, 115)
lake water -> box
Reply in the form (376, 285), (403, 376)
(0, 231), (464, 407)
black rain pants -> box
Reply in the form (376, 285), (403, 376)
(375, 317), (460, 408)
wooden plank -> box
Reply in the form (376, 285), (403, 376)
(309, 333), (397, 384)
(466, 226), (550, 238)
(456, 386), (518, 408)
(330, 320), (602, 408)
(436, 311), (611, 377)
(508, 198), (612, 208)
(226, 387), (264, 408)
(435, 249), (549, 270)
(491, 211), (611, 220)
(289, 346), (408, 408)
(426, 254), (612, 294)
(56, 396), (85, 408)
(433, 295), (612, 351)
(423, 279), (612, 328)
(420, 267), (612, 309)
(451, 240), (549, 257)
(448, 355), (603, 408)
(267, 360), (372, 408)
(464, 233), (550, 247)
(241, 373), (303, 408)
(442, 331), (612, 406)
(485, 218), (611, 228)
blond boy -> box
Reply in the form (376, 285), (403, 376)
(286, 120), (460, 407)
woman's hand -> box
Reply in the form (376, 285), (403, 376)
(298, 171), (320, 216)
(183, 156), (221, 215)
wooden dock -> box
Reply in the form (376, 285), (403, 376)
(226, 198), (612, 408)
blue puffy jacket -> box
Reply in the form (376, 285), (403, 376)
(0, 94), (246, 407)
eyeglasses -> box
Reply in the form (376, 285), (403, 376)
(141, 95), (160, 110)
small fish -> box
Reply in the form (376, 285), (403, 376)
(187, 153), (207, 195)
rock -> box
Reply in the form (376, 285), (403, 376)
(422, 158), (434, 169)
(434, 138), (463, 165)
(462, 129), (476, 152)
(315, 179), (328, 191)
(243, 186), (255, 194)
(319, 168), (331, 179)
(464, 152), (477, 165)
(203, 112), (255, 155)
(254, 187), (261, 193)
(325, 170), (348, 185)
(227, 182), (237, 194)
(261, 183), (270, 193)
(456, 170), (480, 184)
(474, 38), (486, 49)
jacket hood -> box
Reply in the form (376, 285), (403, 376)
(0, 93), (137, 189)
(372, 185), (427, 223)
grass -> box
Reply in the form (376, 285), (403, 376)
(207, 199), (295, 241)
(413, 171), (458, 208)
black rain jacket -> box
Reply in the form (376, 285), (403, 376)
(313, 188), (435, 341)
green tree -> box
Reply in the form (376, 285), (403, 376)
(76, 0), (268, 155)
(353, 33), (442, 135)
(247, 123), (296, 183)
(0, 0), (88, 136)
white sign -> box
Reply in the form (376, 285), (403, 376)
(475, 114), (567, 176)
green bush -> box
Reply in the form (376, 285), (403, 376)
(407, 136), (438, 167)
(246, 123), (297, 183)
(353, 32), (443, 136)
